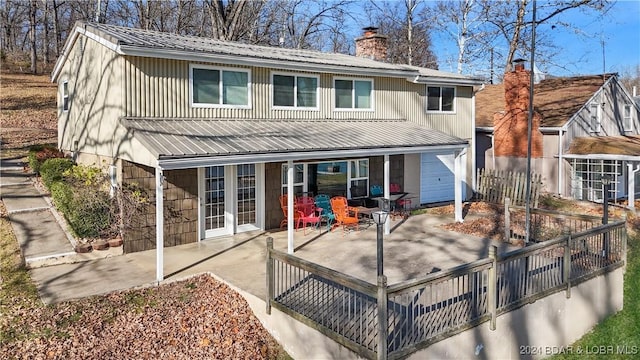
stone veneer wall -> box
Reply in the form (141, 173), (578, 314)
(121, 161), (198, 253)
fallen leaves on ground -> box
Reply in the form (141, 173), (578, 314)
(1, 274), (288, 359)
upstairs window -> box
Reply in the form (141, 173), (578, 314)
(427, 86), (455, 112)
(62, 81), (69, 112)
(589, 102), (601, 132)
(624, 104), (633, 132)
(273, 74), (319, 109)
(335, 78), (373, 110)
(190, 65), (250, 107)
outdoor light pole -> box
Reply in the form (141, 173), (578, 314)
(373, 199), (390, 277)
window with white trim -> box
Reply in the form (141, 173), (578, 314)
(62, 81), (69, 112)
(273, 73), (318, 109)
(349, 159), (369, 198)
(624, 104), (633, 132)
(334, 78), (373, 110)
(427, 86), (455, 112)
(190, 64), (250, 107)
(589, 102), (601, 132)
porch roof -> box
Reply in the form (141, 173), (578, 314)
(120, 118), (468, 169)
(567, 135), (640, 157)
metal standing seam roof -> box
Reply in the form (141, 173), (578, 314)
(71, 22), (482, 84)
(120, 118), (469, 160)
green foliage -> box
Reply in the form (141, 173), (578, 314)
(63, 164), (106, 187)
(66, 187), (113, 239)
(49, 181), (74, 215)
(40, 158), (74, 188)
(27, 145), (64, 175)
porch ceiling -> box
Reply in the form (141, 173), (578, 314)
(121, 118), (468, 166)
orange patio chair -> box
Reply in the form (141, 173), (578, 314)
(329, 196), (360, 235)
(279, 195), (303, 230)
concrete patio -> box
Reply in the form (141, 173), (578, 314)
(29, 213), (514, 305)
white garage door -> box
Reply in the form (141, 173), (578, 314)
(420, 153), (455, 203)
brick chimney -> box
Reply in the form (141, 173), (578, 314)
(355, 27), (388, 62)
(493, 59), (543, 158)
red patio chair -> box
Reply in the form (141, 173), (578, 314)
(279, 195), (303, 230)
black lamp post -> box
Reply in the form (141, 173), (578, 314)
(373, 199), (390, 277)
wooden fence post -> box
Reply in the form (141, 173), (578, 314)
(488, 245), (498, 330)
(266, 237), (274, 315)
(504, 197), (511, 242)
(562, 228), (571, 299)
(377, 275), (388, 360)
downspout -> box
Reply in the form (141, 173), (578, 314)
(558, 129), (563, 196)
(628, 163), (640, 211)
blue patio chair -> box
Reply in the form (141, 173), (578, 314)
(370, 184), (383, 197)
(314, 194), (335, 231)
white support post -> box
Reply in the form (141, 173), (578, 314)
(384, 154), (390, 235)
(628, 163), (640, 211)
(287, 160), (294, 254)
(155, 167), (164, 283)
(454, 151), (463, 223)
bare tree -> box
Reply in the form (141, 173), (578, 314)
(367, 0), (438, 67)
(29, 0), (37, 73)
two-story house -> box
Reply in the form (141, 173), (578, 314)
(52, 22), (483, 275)
(476, 62), (640, 204)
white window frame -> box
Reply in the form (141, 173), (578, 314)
(281, 159), (369, 199)
(426, 85), (456, 113)
(62, 80), (69, 112)
(623, 104), (633, 132)
(589, 102), (601, 133)
(271, 72), (320, 110)
(189, 63), (251, 109)
(333, 77), (374, 111)
(348, 159), (369, 198)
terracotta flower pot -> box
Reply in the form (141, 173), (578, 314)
(75, 243), (93, 253)
(93, 239), (109, 251)
(108, 236), (123, 247)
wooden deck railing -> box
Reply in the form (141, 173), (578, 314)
(266, 220), (626, 360)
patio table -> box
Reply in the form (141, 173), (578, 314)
(355, 206), (380, 225)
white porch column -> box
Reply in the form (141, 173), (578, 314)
(454, 151), (464, 223)
(155, 167), (164, 282)
(628, 163), (640, 211)
(287, 160), (294, 254)
(384, 154), (390, 235)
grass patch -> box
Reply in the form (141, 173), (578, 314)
(549, 227), (640, 359)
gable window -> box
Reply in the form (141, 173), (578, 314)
(427, 86), (455, 112)
(624, 104), (633, 132)
(589, 102), (601, 132)
(190, 64), (250, 107)
(62, 81), (69, 112)
(273, 74), (318, 109)
(334, 78), (373, 110)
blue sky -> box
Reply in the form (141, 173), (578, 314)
(347, 0), (640, 77)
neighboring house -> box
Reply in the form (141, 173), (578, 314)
(52, 22), (483, 270)
(476, 62), (640, 204)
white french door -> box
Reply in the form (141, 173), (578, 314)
(200, 164), (263, 239)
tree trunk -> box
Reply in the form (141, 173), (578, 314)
(53, 0), (61, 56)
(29, 0), (37, 74)
(42, 0), (49, 66)
(505, 0), (527, 72)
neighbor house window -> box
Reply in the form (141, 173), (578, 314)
(427, 86), (455, 112)
(62, 81), (69, 112)
(624, 104), (633, 132)
(334, 78), (373, 110)
(273, 74), (318, 109)
(589, 102), (601, 132)
(190, 64), (250, 107)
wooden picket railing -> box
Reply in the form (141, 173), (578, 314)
(476, 168), (542, 207)
(266, 220), (626, 360)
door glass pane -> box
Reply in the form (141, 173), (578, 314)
(205, 166), (225, 230)
(335, 80), (352, 108)
(223, 70), (248, 105)
(237, 164), (256, 226)
(297, 77), (317, 107)
(354, 80), (371, 109)
(193, 68), (220, 104)
(274, 75), (295, 106)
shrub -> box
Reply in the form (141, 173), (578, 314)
(27, 146), (64, 174)
(66, 188), (112, 238)
(63, 164), (106, 188)
(40, 158), (74, 189)
(50, 181), (74, 215)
